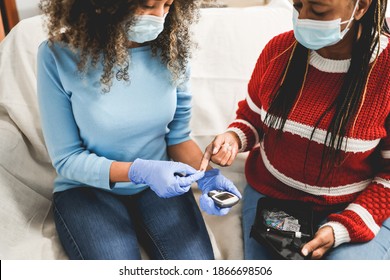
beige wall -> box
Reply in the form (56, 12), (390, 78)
(15, 0), (40, 20)
(223, 0), (268, 7)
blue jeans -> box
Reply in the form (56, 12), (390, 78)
(53, 187), (214, 260)
(242, 184), (390, 260)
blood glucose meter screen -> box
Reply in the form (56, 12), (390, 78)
(216, 193), (234, 200)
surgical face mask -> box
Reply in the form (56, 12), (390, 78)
(127, 14), (167, 43)
(292, 0), (359, 50)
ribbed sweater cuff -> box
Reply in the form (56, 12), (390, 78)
(227, 121), (258, 152)
(320, 221), (351, 248)
(226, 127), (247, 152)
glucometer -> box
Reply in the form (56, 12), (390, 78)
(208, 190), (240, 208)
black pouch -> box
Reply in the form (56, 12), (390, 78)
(250, 197), (314, 260)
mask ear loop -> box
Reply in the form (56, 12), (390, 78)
(340, 0), (360, 36)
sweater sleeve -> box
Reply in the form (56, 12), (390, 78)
(323, 117), (390, 247)
(37, 42), (113, 190)
(165, 66), (192, 146)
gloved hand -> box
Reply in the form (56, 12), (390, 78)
(197, 168), (242, 215)
(129, 159), (204, 198)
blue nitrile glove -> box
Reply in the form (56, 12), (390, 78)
(197, 169), (242, 216)
(129, 159), (205, 198)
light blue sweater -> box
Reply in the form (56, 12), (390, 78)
(37, 41), (192, 195)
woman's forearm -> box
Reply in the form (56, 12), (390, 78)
(110, 139), (209, 183)
(168, 139), (212, 170)
(109, 161), (132, 183)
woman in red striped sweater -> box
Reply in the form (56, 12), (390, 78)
(202, 0), (390, 259)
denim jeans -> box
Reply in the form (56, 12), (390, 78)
(53, 187), (214, 260)
(242, 184), (390, 260)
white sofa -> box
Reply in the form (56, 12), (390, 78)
(0, 0), (293, 259)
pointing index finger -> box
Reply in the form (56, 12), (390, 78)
(199, 148), (212, 171)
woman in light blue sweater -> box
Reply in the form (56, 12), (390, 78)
(37, 0), (241, 260)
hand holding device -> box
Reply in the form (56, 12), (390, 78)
(199, 132), (241, 171)
(129, 159), (204, 198)
(197, 169), (241, 215)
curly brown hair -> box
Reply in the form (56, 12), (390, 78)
(39, 0), (199, 92)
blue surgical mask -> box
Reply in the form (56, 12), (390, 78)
(292, 0), (359, 50)
(127, 14), (167, 43)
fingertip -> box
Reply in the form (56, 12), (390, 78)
(301, 248), (309, 257)
(199, 159), (209, 172)
(200, 149), (211, 170)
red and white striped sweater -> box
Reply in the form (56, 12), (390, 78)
(228, 31), (390, 247)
